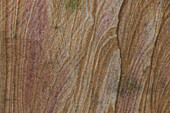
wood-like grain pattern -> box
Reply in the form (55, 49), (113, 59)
(0, 0), (169, 113)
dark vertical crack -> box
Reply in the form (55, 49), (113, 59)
(114, 0), (126, 112)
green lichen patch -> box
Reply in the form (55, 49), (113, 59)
(65, 0), (81, 13)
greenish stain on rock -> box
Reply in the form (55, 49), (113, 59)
(65, 0), (81, 13)
(119, 76), (142, 97)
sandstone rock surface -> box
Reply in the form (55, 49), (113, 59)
(0, 0), (169, 113)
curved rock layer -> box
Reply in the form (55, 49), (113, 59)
(0, 0), (169, 113)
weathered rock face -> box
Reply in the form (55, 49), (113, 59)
(0, 0), (169, 113)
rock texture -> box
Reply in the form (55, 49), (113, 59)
(0, 0), (169, 113)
